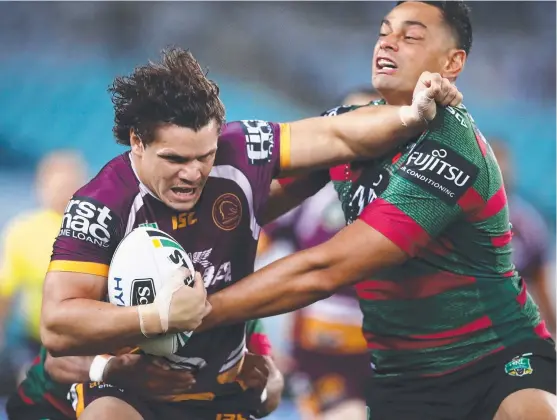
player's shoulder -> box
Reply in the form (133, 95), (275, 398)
(427, 105), (476, 146)
(320, 98), (385, 117)
(215, 120), (279, 167)
(73, 153), (139, 216)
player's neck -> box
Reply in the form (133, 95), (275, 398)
(381, 91), (413, 106)
(129, 152), (161, 202)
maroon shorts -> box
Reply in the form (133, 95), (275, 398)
(71, 382), (261, 420)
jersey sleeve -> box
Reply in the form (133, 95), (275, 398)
(246, 319), (273, 356)
(216, 121), (290, 221)
(359, 114), (482, 257)
(48, 194), (123, 277)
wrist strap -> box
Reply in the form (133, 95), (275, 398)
(89, 355), (115, 382)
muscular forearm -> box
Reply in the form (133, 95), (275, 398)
(41, 300), (144, 356)
(44, 352), (94, 384)
(202, 249), (334, 331)
(286, 105), (426, 174)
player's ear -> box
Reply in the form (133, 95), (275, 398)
(130, 129), (144, 157)
(443, 49), (466, 81)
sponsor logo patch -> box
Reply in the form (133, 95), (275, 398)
(398, 140), (479, 204)
(241, 120), (274, 165)
(131, 278), (156, 306)
(59, 196), (119, 248)
(212, 193), (242, 231)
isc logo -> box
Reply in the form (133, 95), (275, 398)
(131, 278), (156, 306)
(172, 212), (197, 230)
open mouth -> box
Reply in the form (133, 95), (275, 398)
(376, 57), (398, 74)
(170, 186), (197, 200)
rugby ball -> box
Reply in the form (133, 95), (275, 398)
(107, 226), (195, 357)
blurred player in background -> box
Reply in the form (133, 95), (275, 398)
(0, 151), (87, 391)
(38, 47), (459, 420)
(260, 87), (381, 420)
(6, 319), (282, 420)
(491, 139), (556, 337)
(202, 2), (557, 419)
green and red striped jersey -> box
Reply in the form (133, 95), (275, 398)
(326, 101), (548, 377)
(17, 319), (272, 417)
(16, 346), (75, 418)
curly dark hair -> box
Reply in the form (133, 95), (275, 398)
(109, 47), (226, 146)
(396, 1), (473, 55)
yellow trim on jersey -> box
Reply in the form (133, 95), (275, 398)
(152, 239), (162, 248)
(48, 260), (109, 277)
(279, 123), (291, 169)
(75, 383), (85, 417)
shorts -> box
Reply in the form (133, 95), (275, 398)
(6, 390), (73, 420)
(290, 348), (369, 413)
(70, 382), (261, 420)
(366, 338), (556, 420)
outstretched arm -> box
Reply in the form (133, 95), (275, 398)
(259, 172), (330, 225)
(201, 220), (407, 329)
(282, 72), (461, 175)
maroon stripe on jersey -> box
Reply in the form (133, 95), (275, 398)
(503, 270), (515, 277)
(491, 230), (513, 247)
(277, 177), (295, 187)
(360, 198), (430, 257)
(469, 186), (507, 222)
(410, 315), (492, 340)
(329, 165), (345, 181)
(457, 187), (484, 214)
(516, 281), (528, 306)
(423, 345), (505, 377)
(248, 332), (272, 356)
(17, 386), (34, 405)
(356, 271), (476, 300)
(534, 320), (551, 339)
(364, 332), (461, 350)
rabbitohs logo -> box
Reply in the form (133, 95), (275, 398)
(504, 353), (534, 377)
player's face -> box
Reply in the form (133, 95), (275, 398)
(132, 122), (219, 211)
(372, 2), (456, 105)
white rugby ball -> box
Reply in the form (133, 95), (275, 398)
(108, 226), (195, 357)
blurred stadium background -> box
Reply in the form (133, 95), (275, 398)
(0, 2), (555, 419)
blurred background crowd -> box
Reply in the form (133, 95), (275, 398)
(0, 2), (555, 420)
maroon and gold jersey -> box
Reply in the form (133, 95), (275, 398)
(48, 120), (289, 399)
(327, 102), (549, 377)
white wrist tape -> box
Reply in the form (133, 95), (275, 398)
(89, 355), (115, 382)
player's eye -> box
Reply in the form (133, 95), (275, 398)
(163, 156), (188, 164)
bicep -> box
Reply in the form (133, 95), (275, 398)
(42, 271), (107, 313)
(285, 117), (353, 175)
(310, 220), (408, 290)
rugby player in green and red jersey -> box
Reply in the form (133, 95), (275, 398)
(202, 2), (557, 419)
